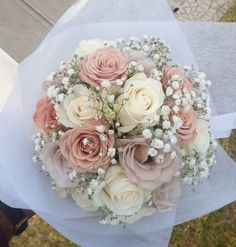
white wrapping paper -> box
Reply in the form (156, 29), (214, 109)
(0, 49), (17, 112)
(0, 0), (236, 246)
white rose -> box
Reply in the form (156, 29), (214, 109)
(72, 191), (98, 211)
(93, 166), (150, 216)
(185, 119), (210, 156)
(116, 73), (165, 132)
(76, 39), (105, 57)
(55, 84), (101, 128)
(54, 187), (68, 198)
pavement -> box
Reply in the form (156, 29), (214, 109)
(0, 0), (76, 61)
(168, 0), (233, 21)
(0, 0), (232, 62)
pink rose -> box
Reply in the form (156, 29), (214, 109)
(152, 176), (182, 212)
(176, 108), (198, 144)
(59, 120), (114, 173)
(33, 96), (62, 133)
(80, 47), (128, 87)
(161, 65), (192, 91)
(117, 138), (182, 190)
(128, 50), (155, 76)
(40, 142), (75, 188)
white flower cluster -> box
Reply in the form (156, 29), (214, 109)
(32, 132), (58, 163)
(124, 36), (142, 50)
(100, 208), (128, 225)
(46, 58), (82, 103)
(189, 70), (212, 120)
(181, 134), (217, 186)
(123, 35), (171, 68)
(127, 61), (145, 76)
(142, 35), (171, 68)
(141, 127), (176, 164)
(87, 169), (106, 198)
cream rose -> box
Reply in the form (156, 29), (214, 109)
(55, 85), (100, 128)
(93, 166), (150, 216)
(116, 73), (165, 132)
(185, 119), (211, 155)
(72, 191), (98, 211)
(76, 39), (105, 57)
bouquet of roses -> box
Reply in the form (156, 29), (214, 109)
(32, 36), (217, 225)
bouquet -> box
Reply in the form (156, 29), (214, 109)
(32, 36), (217, 225)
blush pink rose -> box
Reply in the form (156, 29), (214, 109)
(80, 47), (128, 87)
(161, 65), (193, 91)
(176, 108), (198, 144)
(59, 120), (114, 173)
(128, 50), (155, 76)
(40, 142), (75, 188)
(33, 96), (62, 133)
(152, 176), (182, 212)
(116, 138), (182, 191)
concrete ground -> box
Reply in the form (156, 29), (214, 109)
(0, 0), (233, 62)
(168, 0), (234, 21)
(0, 0), (76, 62)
